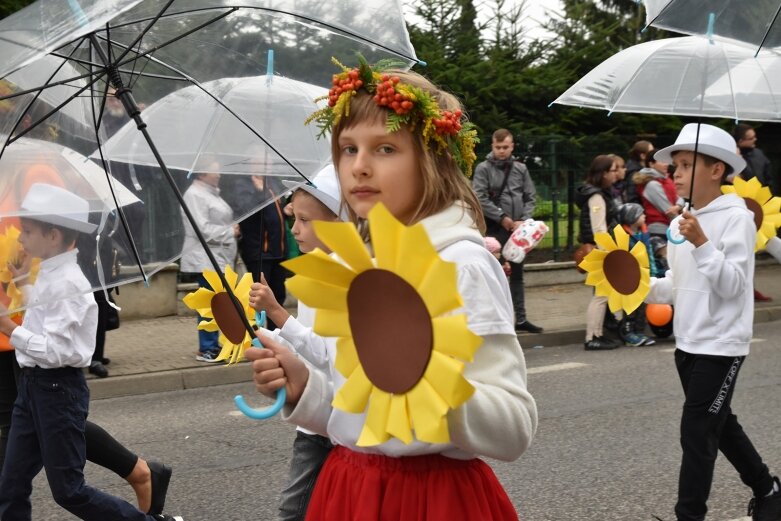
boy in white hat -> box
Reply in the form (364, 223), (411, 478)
(0, 184), (181, 521)
(248, 164), (344, 521)
(648, 124), (781, 521)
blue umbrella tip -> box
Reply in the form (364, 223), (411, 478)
(416, 59), (428, 67)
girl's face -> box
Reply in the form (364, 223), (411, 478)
(336, 120), (423, 224)
(614, 160), (626, 181)
(290, 192), (338, 254)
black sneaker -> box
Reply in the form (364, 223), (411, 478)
(153, 515), (183, 521)
(516, 321), (544, 334)
(748, 476), (781, 520)
(88, 362), (109, 378)
(584, 336), (620, 351)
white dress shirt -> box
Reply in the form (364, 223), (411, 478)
(11, 249), (98, 368)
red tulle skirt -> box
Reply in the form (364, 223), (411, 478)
(305, 446), (519, 521)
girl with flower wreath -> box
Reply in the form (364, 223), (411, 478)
(246, 60), (537, 521)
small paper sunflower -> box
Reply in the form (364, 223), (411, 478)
(182, 265), (256, 364)
(578, 225), (650, 314)
(721, 176), (781, 251)
(283, 203), (481, 446)
(0, 225), (39, 313)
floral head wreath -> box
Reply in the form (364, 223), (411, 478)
(306, 57), (479, 177)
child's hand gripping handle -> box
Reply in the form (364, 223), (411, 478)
(234, 311), (286, 419)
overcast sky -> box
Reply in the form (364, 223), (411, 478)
(403, 0), (564, 41)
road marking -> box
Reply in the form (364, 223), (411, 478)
(528, 362), (588, 375)
(727, 517), (750, 521)
(751, 337), (766, 343)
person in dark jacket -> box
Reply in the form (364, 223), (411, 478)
(472, 128), (542, 333)
(734, 124), (774, 189)
(575, 155), (620, 351)
(222, 174), (288, 330)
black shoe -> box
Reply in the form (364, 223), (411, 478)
(101, 357), (111, 366)
(88, 362), (109, 378)
(148, 461), (172, 515)
(748, 476), (781, 520)
(584, 336), (620, 351)
(153, 516), (183, 521)
(516, 321), (544, 334)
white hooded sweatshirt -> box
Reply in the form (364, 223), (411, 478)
(282, 203), (538, 462)
(647, 193), (755, 356)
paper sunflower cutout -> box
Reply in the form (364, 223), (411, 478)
(182, 265), (257, 364)
(0, 225), (40, 313)
(578, 225), (650, 314)
(721, 176), (781, 251)
(283, 203), (481, 446)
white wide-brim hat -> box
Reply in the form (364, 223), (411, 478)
(20, 183), (97, 234)
(655, 123), (746, 175)
(282, 164), (347, 221)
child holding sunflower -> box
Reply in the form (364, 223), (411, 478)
(245, 60), (537, 520)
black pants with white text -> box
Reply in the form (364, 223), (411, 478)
(674, 349), (772, 520)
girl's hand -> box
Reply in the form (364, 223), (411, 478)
(249, 274), (290, 327)
(678, 210), (708, 247)
(245, 333), (308, 405)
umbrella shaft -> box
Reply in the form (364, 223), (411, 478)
(88, 34), (255, 340)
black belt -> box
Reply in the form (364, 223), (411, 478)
(20, 366), (80, 376)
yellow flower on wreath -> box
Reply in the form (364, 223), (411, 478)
(578, 224), (650, 315)
(182, 265), (256, 364)
(283, 203), (481, 446)
(721, 176), (781, 251)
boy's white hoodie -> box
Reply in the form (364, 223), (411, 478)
(281, 203), (538, 462)
(647, 193), (755, 356)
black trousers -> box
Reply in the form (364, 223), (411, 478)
(0, 352), (136, 478)
(674, 349), (773, 521)
(0, 367), (152, 520)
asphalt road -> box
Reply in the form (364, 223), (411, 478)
(30, 321), (781, 520)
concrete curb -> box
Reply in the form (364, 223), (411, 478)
(89, 304), (781, 401)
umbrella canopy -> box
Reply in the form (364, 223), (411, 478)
(552, 36), (781, 122)
(644, 0), (781, 54)
(0, 0), (417, 313)
(98, 74), (331, 223)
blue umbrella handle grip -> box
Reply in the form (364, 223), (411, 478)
(234, 311), (286, 420)
(666, 227), (686, 245)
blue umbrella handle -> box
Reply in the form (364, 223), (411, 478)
(234, 311), (286, 420)
(666, 226), (686, 245)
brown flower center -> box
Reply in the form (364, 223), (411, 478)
(603, 250), (640, 295)
(211, 292), (247, 344)
(743, 197), (763, 231)
(347, 269), (432, 394)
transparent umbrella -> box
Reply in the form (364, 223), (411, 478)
(552, 36), (781, 121)
(644, 0), (781, 54)
(1, 0), (418, 418)
(552, 34), (780, 244)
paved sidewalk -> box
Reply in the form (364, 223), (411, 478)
(87, 258), (781, 399)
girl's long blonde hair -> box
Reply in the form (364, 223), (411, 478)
(330, 70), (485, 234)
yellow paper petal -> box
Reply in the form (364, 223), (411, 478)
(407, 378), (450, 444)
(424, 351), (474, 408)
(594, 232), (617, 252)
(613, 225), (630, 251)
(285, 276), (347, 311)
(417, 259), (461, 317)
(223, 265), (238, 290)
(385, 394), (413, 444)
(396, 222), (439, 288)
(332, 366), (372, 413)
(334, 337), (360, 378)
(607, 289), (623, 312)
(197, 319), (219, 332)
(584, 270), (606, 286)
(431, 315), (482, 361)
(630, 242), (649, 269)
(368, 203), (402, 271)
(356, 388), (392, 446)
(182, 287), (215, 311)
(202, 270), (225, 293)
(763, 197), (781, 216)
(757, 185), (773, 205)
(282, 249), (357, 288)
(313, 309), (352, 337)
(313, 221), (373, 273)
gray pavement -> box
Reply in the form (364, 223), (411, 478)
(87, 257), (781, 400)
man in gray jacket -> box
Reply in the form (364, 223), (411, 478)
(473, 129), (543, 333)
